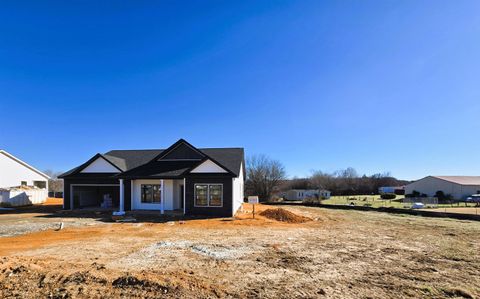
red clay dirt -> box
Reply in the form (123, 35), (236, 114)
(0, 203), (479, 298)
(259, 208), (312, 223)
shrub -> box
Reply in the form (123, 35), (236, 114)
(0, 202), (12, 208)
(435, 190), (445, 200)
(302, 197), (321, 205)
(435, 191), (453, 203)
(380, 193), (396, 200)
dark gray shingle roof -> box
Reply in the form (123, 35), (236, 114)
(61, 146), (244, 178)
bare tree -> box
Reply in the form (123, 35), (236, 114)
(310, 170), (334, 191)
(309, 168), (405, 195)
(43, 169), (64, 193)
(245, 154), (286, 202)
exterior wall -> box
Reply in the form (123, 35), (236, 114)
(405, 176), (480, 200)
(232, 163), (244, 215)
(172, 179), (183, 210)
(284, 190), (299, 201)
(124, 179), (132, 211)
(0, 152), (48, 189)
(0, 189), (48, 206)
(131, 179), (178, 211)
(185, 175), (233, 217)
(81, 158), (120, 173)
(319, 190), (331, 199)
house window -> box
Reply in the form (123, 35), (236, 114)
(195, 184), (223, 207)
(141, 184), (161, 203)
(33, 181), (47, 189)
(21, 181), (27, 186)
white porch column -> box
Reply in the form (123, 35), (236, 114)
(119, 179), (124, 212)
(160, 179), (164, 215)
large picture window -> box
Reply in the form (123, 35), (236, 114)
(141, 184), (161, 203)
(194, 184), (223, 207)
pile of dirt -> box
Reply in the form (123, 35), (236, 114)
(259, 208), (311, 223)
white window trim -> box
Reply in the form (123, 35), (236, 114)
(194, 183), (223, 208)
(140, 184), (162, 204)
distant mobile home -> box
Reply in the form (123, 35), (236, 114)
(283, 189), (331, 201)
(405, 176), (480, 200)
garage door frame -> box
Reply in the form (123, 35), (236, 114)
(70, 184), (119, 210)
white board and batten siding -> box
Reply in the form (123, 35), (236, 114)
(0, 150), (49, 189)
(0, 150), (49, 206)
(232, 163), (244, 215)
(81, 157), (120, 173)
(190, 159), (228, 173)
(0, 189), (48, 206)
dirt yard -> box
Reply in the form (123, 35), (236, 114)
(0, 203), (479, 298)
(421, 206), (480, 215)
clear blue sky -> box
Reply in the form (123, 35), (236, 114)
(1, 1), (479, 180)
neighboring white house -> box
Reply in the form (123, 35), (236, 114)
(283, 189), (331, 201)
(0, 150), (50, 206)
(405, 176), (480, 200)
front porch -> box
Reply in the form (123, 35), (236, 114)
(118, 178), (185, 215)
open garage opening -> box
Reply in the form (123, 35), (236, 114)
(72, 185), (119, 209)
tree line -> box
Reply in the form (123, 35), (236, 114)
(245, 155), (409, 201)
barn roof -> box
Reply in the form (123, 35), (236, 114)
(432, 176), (480, 185)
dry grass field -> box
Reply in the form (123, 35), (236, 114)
(0, 202), (479, 298)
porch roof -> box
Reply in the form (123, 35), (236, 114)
(115, 160), (198, 179)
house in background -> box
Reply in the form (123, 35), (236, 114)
(283, 189), (331, 201)
(405, 176), (480, 200)
(59, 139), (245, 217)
(0, 150), (50, 206)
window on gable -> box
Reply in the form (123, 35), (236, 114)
(21, 181), (27, 186)
(141, 184), (161, 203)
(195, 184), (223, 207)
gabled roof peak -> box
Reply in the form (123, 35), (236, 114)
(0, 150), (50, 179)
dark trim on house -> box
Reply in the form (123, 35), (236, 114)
(184, 175), (233, 217)
(150, 139), (204, 161)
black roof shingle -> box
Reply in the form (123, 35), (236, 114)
(60, 143), (244, 179)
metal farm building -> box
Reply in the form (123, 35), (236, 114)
(405, 176), (480, 200)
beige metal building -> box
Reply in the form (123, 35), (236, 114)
(405, 176), (480, 200)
